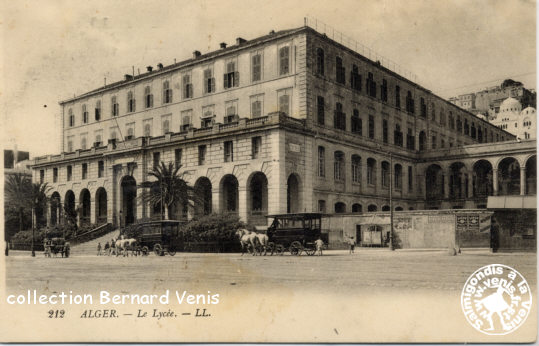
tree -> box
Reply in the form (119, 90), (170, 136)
(4, 173), (32, 239)
(138, 161), (193, 220)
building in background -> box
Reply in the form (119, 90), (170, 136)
(4, 148), (31, 178)
(30, 25), (531, 231)
(489, 97), (536, 139)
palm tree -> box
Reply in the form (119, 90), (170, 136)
(29, 182), (51, 256)
(138, 161), (193, 220)
(4, 173), (32, 236)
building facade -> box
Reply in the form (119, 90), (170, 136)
(489, 97), (536, 139)
(31, 26), (527, 229)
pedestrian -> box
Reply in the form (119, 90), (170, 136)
(104, 241), (110, 256)
(97, 242), (102, 256)
(110, 239), (116, 256)
(315, 237), (324, 256)
(348, 236), (355, 254)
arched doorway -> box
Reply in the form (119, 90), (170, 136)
(334, 202), (346, 213)
(194, 177), (212, 216)
(95, 188), (107, 224)
(247, 172), (268, 225)
(449, 162), (468, 199)
(526, 156), (536, 195)
(64, 190), (76, 227)
(220, 175), (238, 213)
(425, 164), (444, 200)
(473, 160), (493, 198)
(121, 176), (137, 225)
(50, 192), (61, 226)
(287, 174), (301, 213)
(498, 157), (520, 195)
(367, 204), (377, 212)
(79, 189), (91, 226)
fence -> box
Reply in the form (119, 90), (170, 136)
(9, 242), (44, 251)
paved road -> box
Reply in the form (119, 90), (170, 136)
(6, 249), (536, 295)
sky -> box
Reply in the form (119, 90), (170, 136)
(1, 0), (536, 157)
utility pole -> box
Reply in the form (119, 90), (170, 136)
(389, 152), (394, 251)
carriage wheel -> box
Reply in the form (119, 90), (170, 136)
(275, 244), (285, 256)
(305, 247), (316, 256)
(267, 242), (275, 256)
(141, 246), (149, 256)
(289, 241), (303, 256)
(153, 244), (163, 256)
(167, 247), (176, 256)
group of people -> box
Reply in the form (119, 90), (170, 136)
(97, 239), (118, 256)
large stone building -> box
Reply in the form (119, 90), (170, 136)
(31, 25), (526, 229)
(489, 97), (536, 139)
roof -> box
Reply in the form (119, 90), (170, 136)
(487, 196), (537, 209)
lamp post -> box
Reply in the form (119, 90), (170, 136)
(31, 197), (37, 257)
(389, 152), (394, 251)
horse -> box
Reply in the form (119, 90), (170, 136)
(115, 238), (132, 257)
(235, 228), (259, 256)
(254, 233), (270, 256)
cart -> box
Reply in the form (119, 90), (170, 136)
(265, 213), (324, 256)
(49, 237), (70, 257)
(133, 220), (183, 256)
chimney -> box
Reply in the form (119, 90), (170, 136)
(236, 37), (246, 45)
(124, 74), (133, 81)
(146, 66), (153, 72)
(193, 50), (201, 58)
(220, 42), (227, 49)
(269, 30), (275, 35)
(157, 63), (164, 70)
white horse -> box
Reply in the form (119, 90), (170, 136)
(115, 238), (132, 256)
(235, 228), (259, 256)
(254, 233), (270, 256)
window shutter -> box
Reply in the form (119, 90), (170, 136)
(211, 78), (215, 93)
(234, 72), (239, 87)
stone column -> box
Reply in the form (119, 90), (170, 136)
(467, 172), (474, 199)
(212, 190), (220, 214)
(443, 174), (450, 199)
(238, 186), (248, 223)
(90, 197), (97, 224)
(46, 202), (51, 227)
(520, 167), (527, 195)
(492, 169), (499, 196)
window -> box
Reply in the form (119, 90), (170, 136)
(224, 141), (234, 162)
(175, 149), (182, 169)
(162, 118), (170, 134)
(408, 166), (413, 191)
(224, 100), (238, 124)
(335, 56), (345, 84)
(420, 97), (427, 118)
(352, 155), (361, 183)
(334, 102), (346, 130)
(351, 109), (362, 135)
(96, 132), (104, 146)
(251, 53), (262, 82)
(183, 74), (193, 99)
(67, 137), (73, 152)
(381, 161), (390, 188)
(144, 86), (153, 108)
(440, 109), (446, 126)
(67, 165), (72, 181)
(250, 95), (263, 118)
(383, 119), (388, 143)
(198, 145), (207, 165)
(181, 110), (192, 132)
(431, 133), (437, 149)
(127, 91), (136, 112)
(318, 146), (325, 177)
(163, 81), (173, 103)
(80, 135), (87, 150)
(224, 59), (239, 89)
(318, 200), (326, 213)
(406, 128), (415, 150)
(394, 164), (402, 190)
(464, 119), (470, 135)
(441, 138), (445, 148)
(82, 163), (88, 180)
(368, 115), (375, 139)
(350, 65), (361, 91)
(449, 112), (455, 129)
(39, 170), (44, 184)
(394, 124), (403, 147)
(381, 79), (388, 102)
(471, 123), (476, 139)
(251, 137), (261, 159)
(53, 168), (58, 182)
(279, 46), (290, 75)
(111, 96), (119, 116)
(95, 101), (101, 121)
(278, 89), (291, 116)
(68, 109), (74, 127)
(317, 96), (325, 125)
(143, 120), (152, 137)
(367, 158), (376, 185)
(153, 152), (160, 168)
(316, 48), (325, 75)
(334, 151), (344, 181)
(366, 72), (376, 98)
(406, 91), (414, 113)
(431, 103), (436, 121)
(98, 161), (104, 178)
(82, 104), (88, 123)
(126, 123), (134, 140)
(395, 85), (401, 109)
(419, 131), (426, 151)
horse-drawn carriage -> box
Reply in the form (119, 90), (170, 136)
(45, 237), (70, 258)
(131, 220), (184, 256)
(265, 213), (324, 256)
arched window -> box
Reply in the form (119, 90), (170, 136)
(351, 155), (361, 183)
(352, 204), (362, 213)
(334, 202), (346, 213)
(334, 151), (345, 181)
(367, 204), (377, 212)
